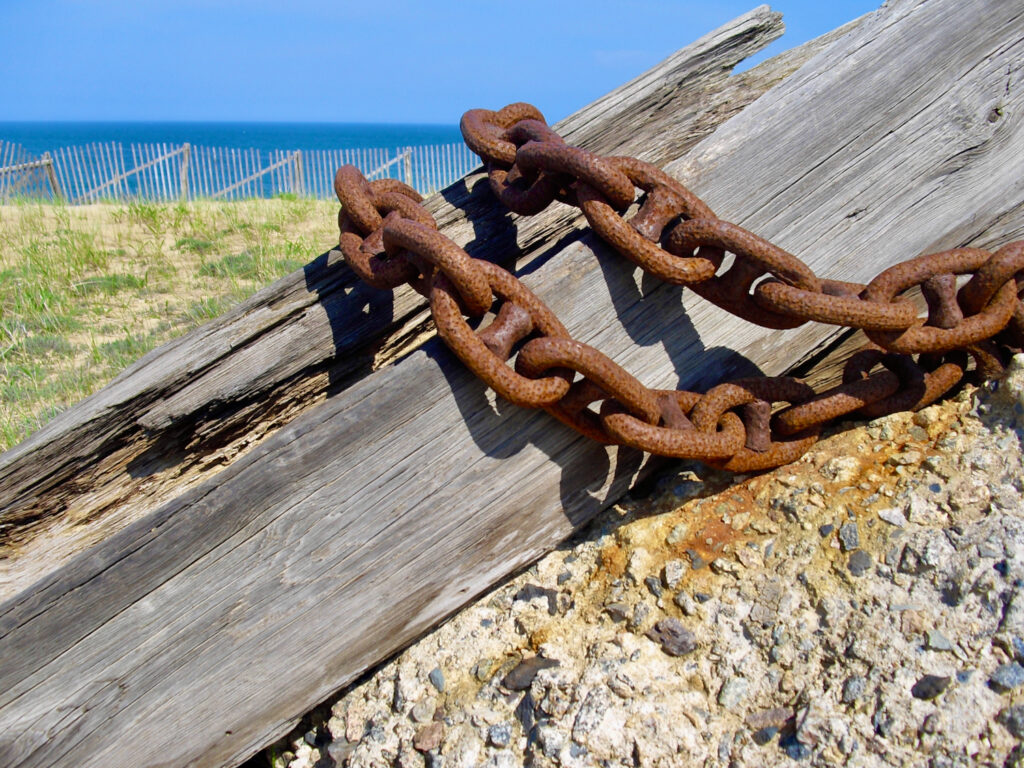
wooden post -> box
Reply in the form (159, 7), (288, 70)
(43, 153), (63, 201)
(179, 143), (191, 201)
(404, 146), (413, 187)
(293, 150), (304, 196)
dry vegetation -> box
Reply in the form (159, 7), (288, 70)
(0, 197), (337, 451)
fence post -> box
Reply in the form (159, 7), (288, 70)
(180, 143), (191, 201)
(404, 148), (413, 188)
(43, 153), (64, 201)
(293, 150), (304, 196)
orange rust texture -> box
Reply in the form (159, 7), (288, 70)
(598, 544), (628, 580)
(591, 397), (967, 613)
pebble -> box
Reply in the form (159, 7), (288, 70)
(607, 671), (638, 699)
(718, 676), (748, 710)
(428, 667), (446, 693)
(926, 629), (953, 652)
(666, 523), (689, 546)
(710, 557), (742, 576)
(991, 662), (1024, 692)
(488, 723), (512, 748)
(472, 658), (497, 682)
(629, 602), (651, 632)
(411, 700), (435, 723)
(908, 425), (929, 441)
(501, 656), (560, 691)
(1012, 637), (1024, 663)
(604, 602), (630, 622)
(753, 726), (779, 745)
(978, 541), (1002, 559)
(536, 723), (565, 759)
(780, 732), (812, 761)
(998, 705), (1024, 739)
(911, 675), (951, 700)
(888, 450), (923, 466)
(842, 675), (867, 704)
(674, 591), (699, 616)
(744, 707), (794, 731)
(877, 506), (908, 528)
(821, 456), (860, 483)
(572, 688), (611, 739)
(626, 548), (651, 582)
(326, 741), (354, 763)
(819, 523), (834, 537)
(413, 722), (444, 753)
(646, 618), (698, 657)
(687, 549), (707, 570)
(838, 523), (860, 552)
(662, 559), (687, 589)
(303, 728), (325, 748)
(848, 550), (873, 576)
(644, 575), (663, 598)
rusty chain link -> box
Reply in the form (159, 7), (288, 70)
(333, 101), (1024, 473)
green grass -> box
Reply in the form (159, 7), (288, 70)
(0, 197), (337, 451)
(175, 236), (216, 255)
(198, 250), (305, 282)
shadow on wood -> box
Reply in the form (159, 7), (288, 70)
(2, 2), (1024, 766)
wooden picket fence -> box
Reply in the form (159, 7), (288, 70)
(0, 139), (481, 203)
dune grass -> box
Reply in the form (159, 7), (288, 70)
(0, 197), (337, 452)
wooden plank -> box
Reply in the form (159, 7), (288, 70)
(0, 157), (54, 176)
(2, 5), (1023, 768)
(129, 144), (143, 198)
(658, 0), (1024, 379)
(179, 143), (190, 201)
(79, 144), (97, 202)
(0, 6), (794, 599)
(213, 146), (224, 197)
(59, 146), (79, 201)
(210, 150), (292, 199)
(43, 154), (62, 201)
(202, 145), (214, 197)
(78, 144), (97, 202)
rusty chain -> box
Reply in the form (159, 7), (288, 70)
(333, 102), (1024, 473)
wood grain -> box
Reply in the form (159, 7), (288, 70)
(2, 1), (1024, 766)
(0, 6), (791, 597)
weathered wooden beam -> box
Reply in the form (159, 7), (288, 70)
(0, 5), (791, 598)
(2, 1), (1024, 766)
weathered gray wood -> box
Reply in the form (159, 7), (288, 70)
(211, 151), (295, 199)
(659, 0), (1024, 387)
(179, 143), (190, 201)
(0, 6), (793, 597)
(1, 2), (1023, 767)
(74, 143), (186, 203)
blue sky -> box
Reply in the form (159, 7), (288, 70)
(1, 0), (881, 124)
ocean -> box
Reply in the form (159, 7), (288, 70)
(0, 122), (475, 200)
(0, 121), (464, 156)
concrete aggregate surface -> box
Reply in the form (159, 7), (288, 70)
(260, 356), (1024, 768)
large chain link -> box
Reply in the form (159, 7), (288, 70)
(333, 102), (1024, 472)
